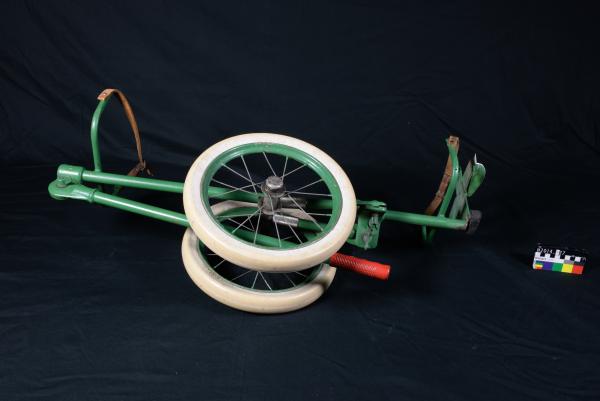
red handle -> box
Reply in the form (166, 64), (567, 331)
(329, 253), (391, 280)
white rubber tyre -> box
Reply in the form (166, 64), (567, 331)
(181, 201), (337, 313)
(183, 133), (356, 272)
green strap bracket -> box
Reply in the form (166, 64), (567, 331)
(467, 155), (486, 197)
(346, 209), (383, 250)
(345, 200), (387, 249)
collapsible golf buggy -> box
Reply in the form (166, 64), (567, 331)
(49, 89), (486, 313)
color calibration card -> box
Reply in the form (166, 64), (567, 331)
(533, 244), (587, 275)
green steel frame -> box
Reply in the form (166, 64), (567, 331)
(48, 92), (486, 250)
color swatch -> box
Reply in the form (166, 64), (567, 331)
(532, 245), (586, 275)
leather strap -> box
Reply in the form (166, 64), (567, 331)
(424, 136), (459, 216)
(97, 88), (152, 177)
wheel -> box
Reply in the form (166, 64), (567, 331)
(466, 210), (482, 234)
(183, 133), (356, 272)
(181, 201), (337, 313)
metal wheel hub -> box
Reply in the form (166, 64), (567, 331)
(260, 175), (286, 216)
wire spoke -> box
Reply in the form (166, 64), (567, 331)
(251, 272), (259, 289)
(213, 259), (226, 270)
(287, 179), (324, 195)
(286, 191), (332, 197)
(253, 208), (262, 245)
(211, 178), (256, 195)
(288, 195), (323, 232)
(214, 182), (259, 197)
(231, 269), (253, 282)
(240, 155), (258, 194)
(222, 163), (261, 187)
(216, 212), (259, 220)
(225, 218), (254, 232)
(246, 214), (256, 231)
(293, 271), (307, 277)
(287, 220), (302, 244)
(262, 152), (277, 177)
(259, 272), (273, 291)
(231, 207), (262, 234)
(283, 273), (296, 287)
(281, 163), (306, 179)
(304, 212), (332, 217)
(281, 156), (289, 177)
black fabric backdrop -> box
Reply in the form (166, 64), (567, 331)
(1, 1), (599, 400)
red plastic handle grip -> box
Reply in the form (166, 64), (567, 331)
(329, 253), (391, 280)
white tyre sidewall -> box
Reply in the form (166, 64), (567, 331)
(181, 201), (337, 313)
(183, 133), (356, 272)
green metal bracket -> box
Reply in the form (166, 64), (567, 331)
(467, 155), (486, 197)
(345, 199), (387, 249)
(347, 209), (384, 250)
(49, 179), (96, 202)
(420, 141), (486, 243)
(421, 140), (460, 243)
(55, 164), (85, 185)
(357, 199), (387, 213)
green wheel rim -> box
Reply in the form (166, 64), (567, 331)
(200, 142), (343, 250)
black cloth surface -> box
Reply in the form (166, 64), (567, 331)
(1, 2), (599, 400)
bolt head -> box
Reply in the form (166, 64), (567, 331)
(265, 176), (284, 191)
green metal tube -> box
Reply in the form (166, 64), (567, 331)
(297, 219), (325, 232)
(383, 210), (466, 230)
(82, 170), (184, 193)
(78, 169), (260, 202)
(307, 199), (334, 210)
(49, 179), (293, 247)
(422, 140), (462, 242)
(90, 99), (109, 172)
(92, 191), (190, 227)
(437, 141), (460, 218)
(92, 192), (296, 247)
